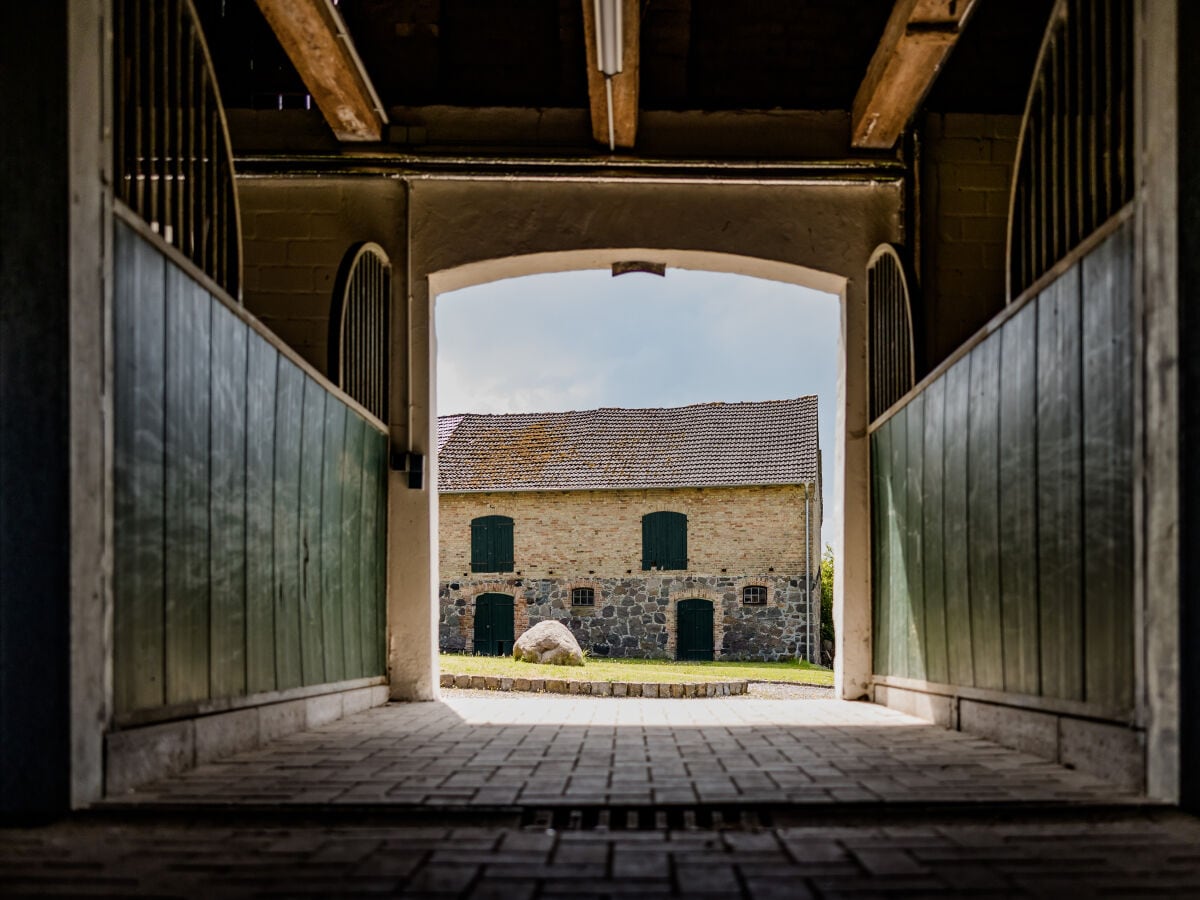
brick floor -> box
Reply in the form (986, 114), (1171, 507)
(107, 696), (1140, 808)
(2, 811), (1199, 897)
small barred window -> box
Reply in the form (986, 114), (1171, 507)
(571, 587), (595, 606)
(743, 585), (767, 605)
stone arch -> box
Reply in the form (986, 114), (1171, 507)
(665, 587), (727, 660)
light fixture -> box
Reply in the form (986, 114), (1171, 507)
(593, 0), (623, 151)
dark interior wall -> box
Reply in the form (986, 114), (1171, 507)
(917, 113), (1021, 374)
(0, 2), (71, 817)
(873, 220), (1135, 718)
(238, 179), (407, 380)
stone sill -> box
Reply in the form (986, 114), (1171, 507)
(439, 672), (747, 697)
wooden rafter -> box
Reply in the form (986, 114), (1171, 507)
(851, 0), (978, 149)
(255, 0), (386, 142)
(582, 0), (640, 150)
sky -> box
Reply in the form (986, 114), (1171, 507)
(435, 268), (840, 547)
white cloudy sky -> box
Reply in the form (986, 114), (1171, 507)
(435, 268), (840, 547)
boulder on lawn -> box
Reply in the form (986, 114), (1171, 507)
(513, 620), (585, 666)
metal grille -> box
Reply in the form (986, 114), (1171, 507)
(114, 0), (242, 298)
(1007, 0), (1133, 300)
(867, 244), (916, 422)
(331, 244), (391, 423)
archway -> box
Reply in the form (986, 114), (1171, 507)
(676, 599), (715, 661)
(387, 176), (903, 702)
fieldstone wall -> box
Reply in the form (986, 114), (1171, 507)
(439, 573), (818, 662)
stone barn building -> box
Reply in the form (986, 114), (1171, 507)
(436, 398), (823, 662)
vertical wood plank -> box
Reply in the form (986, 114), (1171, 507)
(341, 413), (367, 678)
(905, 393), (926, 681)
(943, 356), (974, 687)
(358, 427), (384, 674)
(113, 222), (167, 714)
(1082, 221), (1134, 712)
(272, 359), (305, 691)
(163, 265), (211, 706)
(245, 334), (277, 694)
(1037, 268), (1085, 701)
(298, 378), (327, 686)
(967, 335), (1004, 690)
(209, 302), (247, 700)
(872, 426), (891, 676)
(888, 408), (909, 679)
(320, 401), (347, 682)
(999, 302), (1041, 696)
(921, 377), (949, 684)
(374, 435), (389, 674)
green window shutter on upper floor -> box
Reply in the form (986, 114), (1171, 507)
(471, 515), (513, 573)
(642, 511), (687, 571)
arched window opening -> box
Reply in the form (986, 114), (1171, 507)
(867, 244), (917, 422)
(330, 243), (391, 423)
(642, 511), (687, 571)
(471, 515), (514, 573)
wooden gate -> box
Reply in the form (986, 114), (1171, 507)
(676, 599), (714, 661)
(473, 593), (515, 656)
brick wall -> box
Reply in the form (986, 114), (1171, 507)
(918, 112), (1021, 370)
(238, 179), (407, 377)
(438, 484), (822, 580)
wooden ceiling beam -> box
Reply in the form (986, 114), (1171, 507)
(582, 0), (640, 150)
(851, 0), (978, 149)
(255, 0), (386, 142)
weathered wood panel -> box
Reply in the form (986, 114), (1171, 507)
(273, 359), (305, 691)
(164, 267), (212, 705)
(967, 335), (1003, 690)
(245, 336), (279, 695)
(209, 303), (248, 699)
(114, 222), (167, 714)
(904, 395), (926, 681)
(1037, 268), (1085, 702)
(942, 356), (974, 687)
(1082, 221), (1134, 711)
(872, 426), (891, 676)
(870, 217), (1134, 717)
(299, 378), (327, 687)
(320, 401), (348, 683)
(112, 226), (390, 718)
(921, 377), (949, 685)
(342, 413), (367, 678)
(888, 407), (908, 679)
(998, 301), (1040, 696)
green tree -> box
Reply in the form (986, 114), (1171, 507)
(820, 543), (835, 662)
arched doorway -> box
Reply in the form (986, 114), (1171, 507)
(677, 599), (714, 661)
(473, 593), (514, 656)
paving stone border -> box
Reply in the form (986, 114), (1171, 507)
(438, 672), (747, 697)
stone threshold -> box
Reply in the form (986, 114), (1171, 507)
(438, 672), (748, 697)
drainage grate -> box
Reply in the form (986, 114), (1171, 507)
(520, 806), (772, 831)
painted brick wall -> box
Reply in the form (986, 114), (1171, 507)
(438, 484), (822, 580)
(238, 179), (407, 377)
(919, 112), (1021, 371)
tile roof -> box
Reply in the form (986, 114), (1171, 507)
(437, 397), (819, 492)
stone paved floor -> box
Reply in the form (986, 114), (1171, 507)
(3, 810), (1200, 897)
(110, 696), (1140, 808)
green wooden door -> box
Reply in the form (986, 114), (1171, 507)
(473, 593), (515, 656)
(677, 599), (714, 661)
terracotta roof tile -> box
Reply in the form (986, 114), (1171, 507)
(437, 397), (819, 492)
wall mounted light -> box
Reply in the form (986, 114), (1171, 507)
(593, 0), (623, 150)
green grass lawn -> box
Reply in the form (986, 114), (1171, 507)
(439, 653), (834, 686)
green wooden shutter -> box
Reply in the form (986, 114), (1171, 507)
(668, 512), (687, 569)
(471, 518), (489, 572)
(494, 517), (514, 572)
(642, 511), (687, 570)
